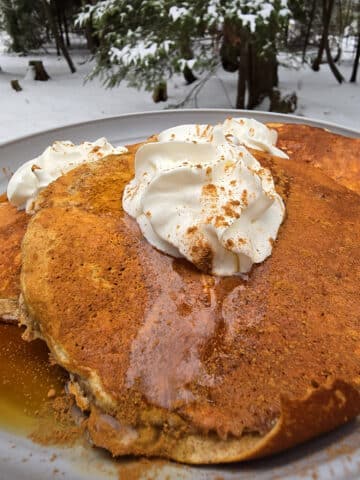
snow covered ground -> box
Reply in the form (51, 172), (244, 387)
(0, 44), (359, 143)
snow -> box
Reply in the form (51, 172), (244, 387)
(75, 0), (117, 25)
(110, 39), (173, 66)
(0, 45), (359, 144)
(275, 61), (360, 131)
(258, 4), (274, 19)
(168, 6), (189, 22)
(239, 13), (257, 33)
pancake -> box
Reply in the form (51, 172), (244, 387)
(1, 124), (359, 323)
(270, 123), (360, 193)
(0, 194), (29, 322)
(20, 137), (360, 463)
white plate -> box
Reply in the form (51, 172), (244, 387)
(0, 109), (359, 480)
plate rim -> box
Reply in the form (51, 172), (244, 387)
(0, 108), (359, 148)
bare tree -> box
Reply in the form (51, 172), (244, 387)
(42, 0), (76, 73)
(302, 0), (318, 63)
(323, 0), (345, 82)
(350, 32), (360, 82)
(312, 0), (344, 82)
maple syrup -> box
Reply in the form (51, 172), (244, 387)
(0, 323), (66, 433)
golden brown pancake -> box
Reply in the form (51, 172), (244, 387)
(20, 138), (360, 463)
(1, 124), (358, 324)
(270, 123), (360, 193)
(0, 194), (28, 321)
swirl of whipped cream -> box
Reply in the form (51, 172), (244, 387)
(158, 117), (288, 159)
(123, 121), (286, 276)
(7, 138), (127, 212)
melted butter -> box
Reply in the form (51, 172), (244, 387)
(0, 324), (67, 433)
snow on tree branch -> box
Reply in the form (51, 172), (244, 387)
(77, 0), (290, 94)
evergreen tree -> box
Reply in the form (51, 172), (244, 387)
(0, 0), (47, 52)
(0, 0), (80, 72)
(76, 0), (290, 108)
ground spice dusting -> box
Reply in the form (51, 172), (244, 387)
(116, 458), (190, 480)
(241, 189), (248, 205)
(202, 183), (217, 196)
(226, 239), (234, 248)
(30, 393), (86, 447)
(186, 226), (198, 235)
(222, 202), (240, 219)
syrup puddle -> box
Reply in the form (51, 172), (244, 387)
(0, 323), (66, 433)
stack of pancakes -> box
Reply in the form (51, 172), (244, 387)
(1, 123), (359, 463)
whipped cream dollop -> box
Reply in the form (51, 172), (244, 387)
(7, 138), (127, 212)
(158, 117), (289, 159)
(123, 119), (286, 276)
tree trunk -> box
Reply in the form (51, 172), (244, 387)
(312, 32), (326, 71)
(29, 60), (50, 81)
(85, 23), (97, 52)
(302, 0), (317, 63)
(42, 0), (76, 73)
(333, 43), (342, 63)
(247, 42), (255, 109)
(312, 0), (333, 71)
(350, 33), (360, 82)
(236, 41), (248, 109)
(248, 44), (278, 109)
(56, 3), (65, 48)
(323, 0), (345, 83)
(221, 20), (240, 72)
(63, 12), (70, 48)
(152, 81), (168, 102)
(55, 37), (61, 56)
(236, 34), (278, 110)
(81, 0), (99, 53)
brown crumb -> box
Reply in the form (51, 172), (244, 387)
(30, 394), (85, 447)
(47, 388), (56, 399)
(117, 458), (181, 480)
(222, 202), (240, 219)
(186, 226), (198, 235)
(202, 183), (217, 196)
(190, 240), (213, 273)
(241, 189), (248, 206)
(214, 215), (230, 228)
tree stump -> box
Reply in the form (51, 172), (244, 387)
(11, 80), (22, 92)
(29, 60), (50, 81)
(152, 81), (168, 102)
(270, 89), (297, 114)
(183, 65), (197, 85)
